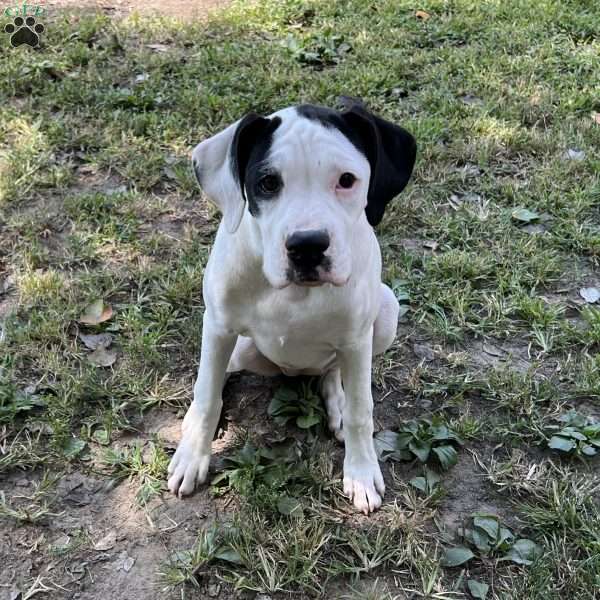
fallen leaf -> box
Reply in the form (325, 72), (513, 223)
(79, 332), (113, 350)
(105, 185), (127, 196)
(94, 530), (117, 551)
(134, 73), (149, 84)
(523, 223), (546, 235)
(146, 43), (170, 53)
(79, 299), (114, 325)
(460, 93), (482, 105)
(451, 192), (482, 207)
(482, 342), (503, 357)
(579, 287), (600, 303)
(563, 148), (585, 161)
(122, 555), (135, 572)
(511, 207), (540, 223)
(422, 240), (438, 250)
(456, 163), (481, 177)
(88, 346), (117, 367)
(415, 10), (430, 20)
(449, 194), (462, 209)
(592, 112), (600, 125)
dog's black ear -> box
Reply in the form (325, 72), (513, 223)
(230, 112), (279, 201)
(192, 113), (280, 233)
(341, 105), (417, 227)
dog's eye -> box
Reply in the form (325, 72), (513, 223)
(257, 174), (282, 195)
(337, 172), (356, 189)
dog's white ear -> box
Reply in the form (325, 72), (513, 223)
(191, 113), (278, 233)
(192, 120), (245, 233)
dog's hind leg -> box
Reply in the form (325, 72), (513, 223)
(320, 368), (345, 442)
(373, 283), (400, 356)
(227, 335), (281, 376)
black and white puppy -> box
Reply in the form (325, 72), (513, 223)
(168, 103), (416, 514)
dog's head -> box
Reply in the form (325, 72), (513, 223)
(192, 103), (416, 288)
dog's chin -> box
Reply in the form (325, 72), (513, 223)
(288, 270), (350, 288)
(265, 264), (350, 289)
(293, 279), (326, 288)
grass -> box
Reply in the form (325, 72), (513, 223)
(1, 0), (600, 597)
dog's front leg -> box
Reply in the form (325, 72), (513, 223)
(168, 312), (236, 497)
(338, 331), (385, 514)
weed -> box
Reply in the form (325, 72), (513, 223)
(267, 380), (326, 431)
(101, 440), (169, 505)
(375, 416), (464, 470)
(545, 409), (600, 458)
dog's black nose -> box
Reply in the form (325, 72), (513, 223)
(286, 229), (330, 268)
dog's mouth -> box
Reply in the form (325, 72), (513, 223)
(285, 265), (348, 288)
(287, 268), (323, 286)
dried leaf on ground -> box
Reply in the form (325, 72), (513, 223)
(579, 287), (600, 304)
(94, 530), (117, 551)
(88, 346), (117, 367)
(563, 148), (585, 161)
(79, 300), (114, 325)
(511, 207), (540, 223)
(79, 332), (113, 350)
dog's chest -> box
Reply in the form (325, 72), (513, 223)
(233, 286), (353, 371)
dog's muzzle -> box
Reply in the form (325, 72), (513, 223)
(285, 229), (331, 284)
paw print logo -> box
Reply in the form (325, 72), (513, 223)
(4, 16), (44, 48)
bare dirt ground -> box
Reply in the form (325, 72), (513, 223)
(41, 0), (229, 19)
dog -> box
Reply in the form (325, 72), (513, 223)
(167, 102), (416, 514)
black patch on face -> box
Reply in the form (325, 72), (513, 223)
(296, 104), (370, 160)
(229, 113), (282, 217)
(296, 103), (416, 227)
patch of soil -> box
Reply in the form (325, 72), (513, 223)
(41, 0), (230, 19)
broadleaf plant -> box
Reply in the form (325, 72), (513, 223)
(210, 439), (334, 516)
(546, 410), (600, 458)
(444, 513), (543, 567)
(268, 381), (326, 431)
(410, 466), (441, 495)
(375, 416), (463, 470)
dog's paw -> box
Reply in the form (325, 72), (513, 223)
(322, 379), (345, 442)
(343, 462), (385, 515)
(167, 440), (210, 497)
(327, 406), (345, 442)
(330, 422), (345, 442)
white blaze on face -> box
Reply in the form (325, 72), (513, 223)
(253, 110), (371, 288)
